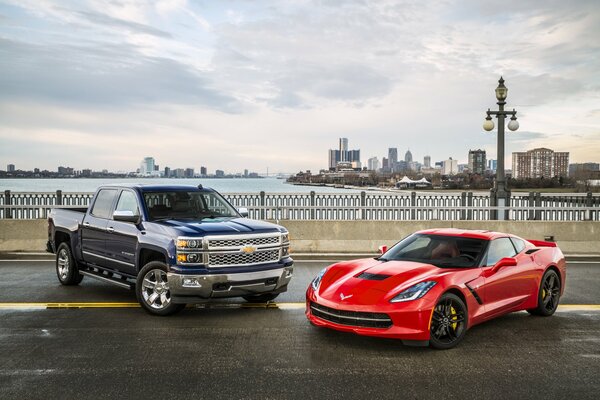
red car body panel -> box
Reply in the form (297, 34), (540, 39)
(306, 229), (566, 342)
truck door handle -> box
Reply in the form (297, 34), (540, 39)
(106, 227), (115, 233)
(83, 222), (91, 227)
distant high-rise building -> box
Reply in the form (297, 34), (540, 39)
(7, 164), (15, 172)
(512, 148), (569, 179)
(328, 138), (360, 169)
(488, 159), (497, 172)
(81, 169), (92, 177)
(244, 169), (249, 177)
(569, 163), (599, 176)
(200, 166), (207, 176)
(388, 148), (398, 167)
(468, 149), (487, 175)
(424, 156), (431, 168)
(34, 168), (40, 174)
(405, 149), (413, 163)
(367, 157), (380, 171)
(174, 168), (185, 178)
(57, 166), (74, 175)
(215, 169), (225, 177)
(185, 168), (195, 178)
(442, 158), (458, 175)
(164, 167), (171, 178)
(382, 157), (389, 172)
(339, 138), (349, 161)
(140, 157), (156, 176)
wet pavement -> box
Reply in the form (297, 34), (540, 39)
(0, 260), (599, 399)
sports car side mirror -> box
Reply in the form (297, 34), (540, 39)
(492, 257), (517, 272)
(378, 245), (388, 255)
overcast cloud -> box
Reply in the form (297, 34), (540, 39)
(0, 0), (598, 173)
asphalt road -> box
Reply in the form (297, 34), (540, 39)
(1, 260), (599, 399)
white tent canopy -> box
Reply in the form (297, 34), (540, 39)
(398, 176), (431, 185)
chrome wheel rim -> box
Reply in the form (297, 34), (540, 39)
(431, 298), (466, 345)
(57, 249), (70, 280)
(542, 274), (560, 312)
(141, 269), (171, 310)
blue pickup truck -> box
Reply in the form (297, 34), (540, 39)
(47, 184), (293, 315)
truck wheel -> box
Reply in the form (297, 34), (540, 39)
(136, 261), (185, 316)
(56, 243), (84, 285)
(242, 293), (280, 303)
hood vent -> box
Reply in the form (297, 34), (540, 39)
(356, 272), (391, 281)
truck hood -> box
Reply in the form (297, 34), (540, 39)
(150, 217), (284, 236)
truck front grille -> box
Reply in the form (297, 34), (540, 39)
(208, 236), (280, 249)
(208, 249), (280, 267)
(310, 302), (392, 329)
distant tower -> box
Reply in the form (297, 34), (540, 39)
(339, 138), (349, 161)
(424, 155), (431, 168)
(405, 149), (413, 163)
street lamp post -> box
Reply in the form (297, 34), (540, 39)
(483, 77), (519, 220)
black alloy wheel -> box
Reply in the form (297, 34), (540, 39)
(429, 293), (467, 350)
(528, 269), (561, 316)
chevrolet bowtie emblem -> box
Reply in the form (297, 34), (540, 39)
(241, 245), (257, 254)
(340, 293), (353, 301)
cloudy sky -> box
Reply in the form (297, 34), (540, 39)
(0, 0), (598, 174)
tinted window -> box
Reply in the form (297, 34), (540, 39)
(486, 238), (517, 266)
(381, 234), (487, 268)
(91, 189), (118, 219)
(143, 191), (238, 221)
(510, 237), (526, 253)
(115, 191), (139, 216)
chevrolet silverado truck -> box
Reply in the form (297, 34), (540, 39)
(47, 184), (293, 315)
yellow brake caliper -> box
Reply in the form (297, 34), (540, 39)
(542, 288), (547, 300)
(450, 306), (458, 331)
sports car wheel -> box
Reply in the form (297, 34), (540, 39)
(527, 269), (561, 316)
(429, 293), (467, 350)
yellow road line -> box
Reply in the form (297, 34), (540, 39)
(0, 302), (597, 311)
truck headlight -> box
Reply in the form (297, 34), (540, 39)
(311, 268), (328, 291)
(390, 281), (437, 303)
(282, 233), (290, 244)
(177, 238), (201, 249)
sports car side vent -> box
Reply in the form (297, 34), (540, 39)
(465, 282), (483, 305)
(356, 272), (391, 281)
(525, 248), (540, 254)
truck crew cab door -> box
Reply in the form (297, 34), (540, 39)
(81, 189), (119, 266)
(104, 189), (140, 276)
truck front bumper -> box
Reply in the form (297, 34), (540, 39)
(167, 266), (293, 303)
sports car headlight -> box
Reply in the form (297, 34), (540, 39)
(311, 268), (328, 291)
(390, 281), (437, 303)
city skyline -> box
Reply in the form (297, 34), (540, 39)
(1, 1), (599, 172)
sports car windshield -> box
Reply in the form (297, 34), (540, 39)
(379, 234), (487, 268)
(143, 191), (239, 221)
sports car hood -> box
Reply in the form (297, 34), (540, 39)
(318, 258), (446, 305)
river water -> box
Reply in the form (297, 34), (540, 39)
(0, 178), (363, 193)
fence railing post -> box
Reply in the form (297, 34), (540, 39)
(56, 190), (62, 206)
(310, 191), (316, 220)
(260, 191), (265, 220)
(535, 192), (542, 220)
(410, 192), (416, 220)
(586, 192), (593, 221)
(361, 191), (366, 220)
(460, 192), (466, 220)
(467, 192), (473, 220)
(4, 190), (11, 219)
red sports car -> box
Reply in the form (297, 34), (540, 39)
(306, 229), (566, 349)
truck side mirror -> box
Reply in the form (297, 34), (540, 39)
(113, 210), (140, 223)
(237, 207), (249, 218)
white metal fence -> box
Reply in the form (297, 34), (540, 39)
(0, 190), (598, 221)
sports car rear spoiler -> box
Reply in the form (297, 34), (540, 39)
(527, 239), (557, 248)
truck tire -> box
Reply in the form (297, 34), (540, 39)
(242, 293), (280, 303)
(56, 242), (84, 285)
(136, 261), (185, 316)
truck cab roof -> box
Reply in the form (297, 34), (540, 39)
(96, 184), (215, 193)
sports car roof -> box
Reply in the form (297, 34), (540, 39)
(416, 228), (508, 240)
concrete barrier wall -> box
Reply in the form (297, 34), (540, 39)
(1, 219), (598, 254)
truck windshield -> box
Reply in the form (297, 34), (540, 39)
(143, 191), (239, 221)
(379, 234), (487, 268)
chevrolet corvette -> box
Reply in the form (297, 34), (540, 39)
(306, 229), (566, 349)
